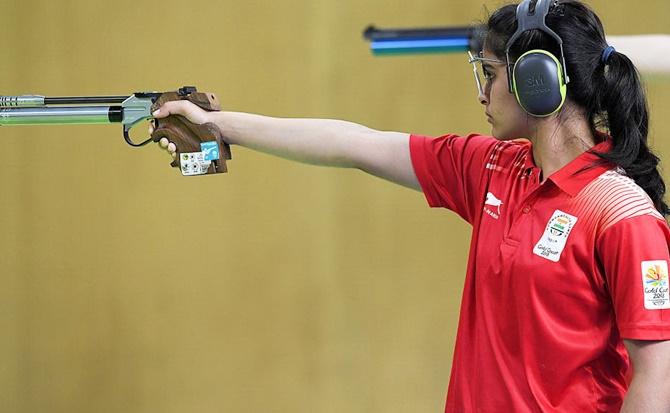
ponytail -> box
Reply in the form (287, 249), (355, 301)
(592, 51), (670, 216)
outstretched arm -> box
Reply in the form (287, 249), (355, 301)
(153, 101), (421, 190)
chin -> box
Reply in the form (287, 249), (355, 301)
(491, 125), (522, 141)
(490, 127), (511, 140)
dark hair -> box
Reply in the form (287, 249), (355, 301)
(485, 0), (669, 216)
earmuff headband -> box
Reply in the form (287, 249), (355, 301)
(505, 0), (569, 93)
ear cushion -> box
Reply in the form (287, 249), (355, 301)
(512, 49), (567, 117)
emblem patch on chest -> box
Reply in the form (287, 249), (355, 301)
(532, 210), (578, 262)
(641, 260), (670, 309)
(484, 192), (503, 219)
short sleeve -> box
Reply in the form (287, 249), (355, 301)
(596, 214), (670, 340)
(409, 133), (498, 223)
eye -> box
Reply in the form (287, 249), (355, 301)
(483, 67), (495, 80)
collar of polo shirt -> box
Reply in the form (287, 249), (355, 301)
(543, 138), (614, 196)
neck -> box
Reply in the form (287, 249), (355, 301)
(527, 106), (597, 182)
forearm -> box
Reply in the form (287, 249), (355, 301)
(211, 111), (379, 168)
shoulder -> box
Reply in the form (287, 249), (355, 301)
(408, 134), (534, 181)
(484, 138), (532, 176)
(583, 169), (666, 235)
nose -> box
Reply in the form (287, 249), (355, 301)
(478, 90), (488, 106)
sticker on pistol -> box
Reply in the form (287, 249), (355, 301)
(179, 152), (211, 176)
(532, 210), (578, 262)
(641, 260), (670, 310)
(201, 141), (219, 161)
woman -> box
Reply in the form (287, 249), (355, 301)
(153, 1), (670, 411)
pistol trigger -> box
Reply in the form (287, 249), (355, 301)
(123, 124), (153, 147)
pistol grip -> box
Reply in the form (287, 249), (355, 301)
(150, 90), (232, 175)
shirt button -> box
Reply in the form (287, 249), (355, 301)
(522, 205), (532, 214)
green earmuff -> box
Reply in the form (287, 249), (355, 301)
(511, 49), (567, 117)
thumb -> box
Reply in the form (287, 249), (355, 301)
(152, 100), (188, 119)
(152, 100), (209, 125)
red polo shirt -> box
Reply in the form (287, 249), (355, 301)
(410, 134), (670, 412)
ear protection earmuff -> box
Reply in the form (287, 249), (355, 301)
(505, 0), (569, 117)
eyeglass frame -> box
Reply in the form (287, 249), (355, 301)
(467, 51), (514, 97)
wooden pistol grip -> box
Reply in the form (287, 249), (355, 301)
(150, 90), (232, 175)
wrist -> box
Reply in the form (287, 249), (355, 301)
(204, 111), (230, 143)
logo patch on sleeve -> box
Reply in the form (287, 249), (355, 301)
(533, 210), (577, 262)
(641, 260), (670, 310)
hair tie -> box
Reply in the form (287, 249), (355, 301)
(601, 45), (616, 64)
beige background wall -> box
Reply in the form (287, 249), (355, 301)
(0, 1), (668, 412)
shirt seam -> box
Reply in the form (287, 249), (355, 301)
(618, 323), (670, 330)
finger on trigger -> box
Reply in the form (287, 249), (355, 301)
(159, 137), (168, 148)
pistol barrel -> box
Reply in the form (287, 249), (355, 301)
(0, 95), (46, 107)
(0, 95), (129, 107)
(0, 106), (123, 125)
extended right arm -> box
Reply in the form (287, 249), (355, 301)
(153, 101), (421, 190)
